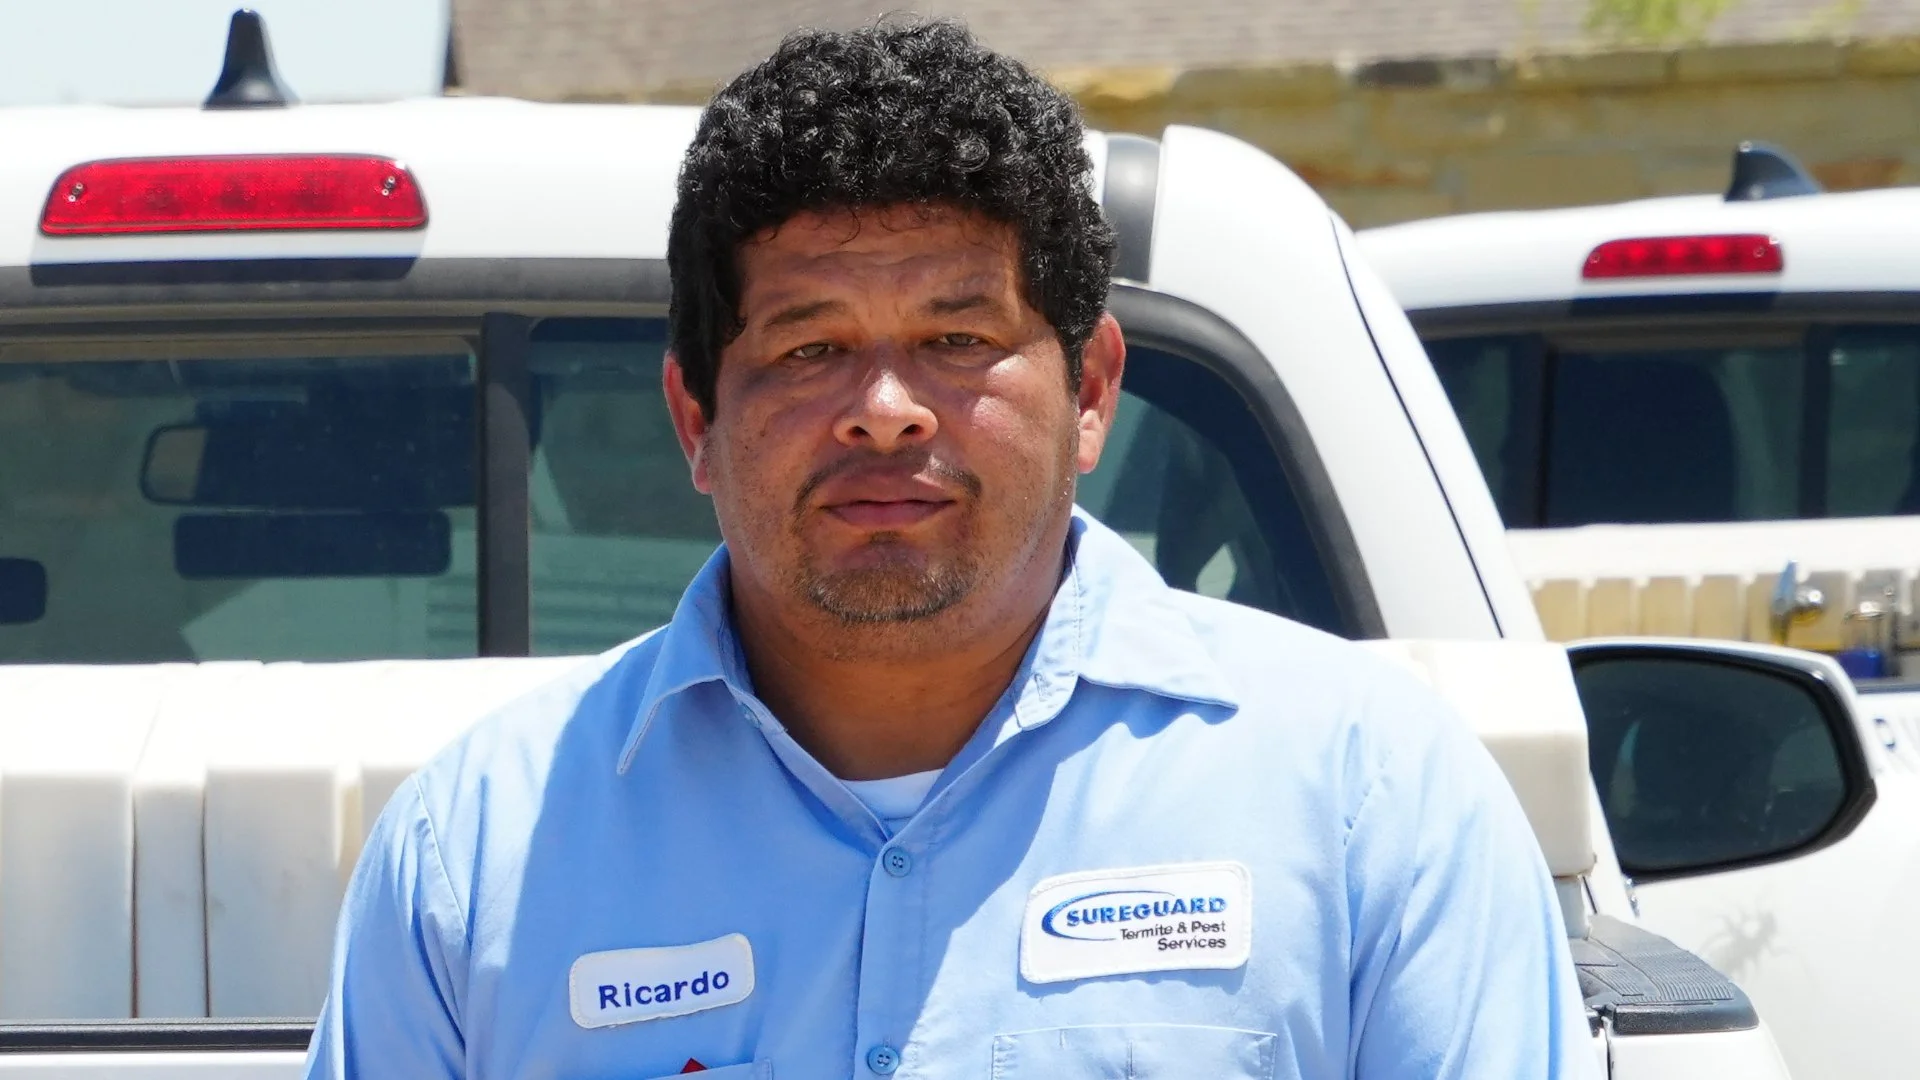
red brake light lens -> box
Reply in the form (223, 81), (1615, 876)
(40, 155), (428, 236)
(1582, 234), (1783, 279)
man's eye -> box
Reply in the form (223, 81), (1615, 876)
(937, 333), (983, 348)
(788, 343), (831, 360)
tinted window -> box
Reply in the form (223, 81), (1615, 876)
(528, 319), (720, 655)
(1578, 654), (1849, 875)
(526, 323), (1350, 655)
(0, 341), (478, 663)
(1547, 344), (1803, 526)
(0, 318), (1346, 662)
(1426, 336), (1543, 525)
(1426, 324), (1920, 526)
(1081, 345), (1345, 632)
(1828, 327), (1920, 517)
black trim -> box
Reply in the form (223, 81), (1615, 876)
(0, 258), (672, 319)
(0, 314), (485, 342)
(1408, 291), (1920, 337)
(1800, 324), (1835, 517)
(1102, 135), (1160, 284)
(1109, 285), (1384, 638)
(1569, 643), (1878, 884)
(477, 314), (534, 656)
(1577, 915), (1759, 1036)
(30, 258), (419, 287)
(1523, 336), (1553, 528)
(0, 1020), (312, 1053)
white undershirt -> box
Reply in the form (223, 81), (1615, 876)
(841, 769), (942, 834)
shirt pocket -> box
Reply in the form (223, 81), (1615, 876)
(640, 1062), (771, 1080)
(991, 1024), (1275, 1079)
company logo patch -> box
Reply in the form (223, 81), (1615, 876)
(569, 933), (754, 1029)
(1021, 862), (1250, 984)
(1040, 889), (1230, 941)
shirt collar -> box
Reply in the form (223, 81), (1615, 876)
(615, 508), (1241, 773)
(1055, 509), (1242, 714)
(615, 543), (752, 774)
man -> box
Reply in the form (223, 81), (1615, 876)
(306, 18), (1593, 1080)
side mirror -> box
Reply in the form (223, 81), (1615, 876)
(1570, 641), (1875, 882)
(0, 559), (48, 625)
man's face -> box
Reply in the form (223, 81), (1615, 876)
(665, 205), (1121, 637)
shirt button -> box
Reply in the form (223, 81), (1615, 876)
(865, 1044), (901, 1074)
(881, 846), (913, 878)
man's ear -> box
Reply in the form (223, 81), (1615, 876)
(662, 353), (714, 494)
(1074, 313), (1126, 475)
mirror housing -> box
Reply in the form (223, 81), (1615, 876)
(0, 559), (48, 625)
(1569, 639), (1875, 882)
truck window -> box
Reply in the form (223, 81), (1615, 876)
(0, 316), (1348, 665)
(527, 318), (722, 655)
(526, 318), (1349, 655)
(1547, 342), (1804, 526)
(1426, 335), (1544, 526)
(1427, 324), (1920, 527)
(1828, 327), (1920, 517)
(0, 339), (480, 664)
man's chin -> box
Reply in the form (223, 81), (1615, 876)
(802, 564), (975, 625)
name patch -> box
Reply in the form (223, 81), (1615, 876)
(1020, 861), (1251, 984)
(569, 933), (754, 1029)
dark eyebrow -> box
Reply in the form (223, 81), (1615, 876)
(924, 292), (1006, 317)
(759, 299), (845, 332)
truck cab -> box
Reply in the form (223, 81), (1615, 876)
(1357, 144), (1920, 694)
(1360, 143), (1920, 1080)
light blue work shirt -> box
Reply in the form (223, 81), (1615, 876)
(306, 511), (1595, 1080)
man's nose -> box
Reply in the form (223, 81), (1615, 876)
(833, 350), (938, 452)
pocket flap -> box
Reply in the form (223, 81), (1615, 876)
(992, 1024), (1274, 1078)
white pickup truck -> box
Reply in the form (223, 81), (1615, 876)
(1359, 147), (1920, 1080)
(0, 12), (1850, 1079)
(1356, 145), (1920, 709)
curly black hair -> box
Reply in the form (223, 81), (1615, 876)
(666, 17), (1117, 417)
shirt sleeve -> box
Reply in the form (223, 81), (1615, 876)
(1345, 693), (1600, 1080)
(304, 776), (469, 1080)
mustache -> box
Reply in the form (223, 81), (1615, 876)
(792, 450), (984, 517)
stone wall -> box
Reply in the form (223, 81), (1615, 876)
(1047, 38), (1920, 228)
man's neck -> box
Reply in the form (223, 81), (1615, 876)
(730, 551), (1065, 782)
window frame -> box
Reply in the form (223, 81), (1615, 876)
(1107, 284), (1382, 639)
